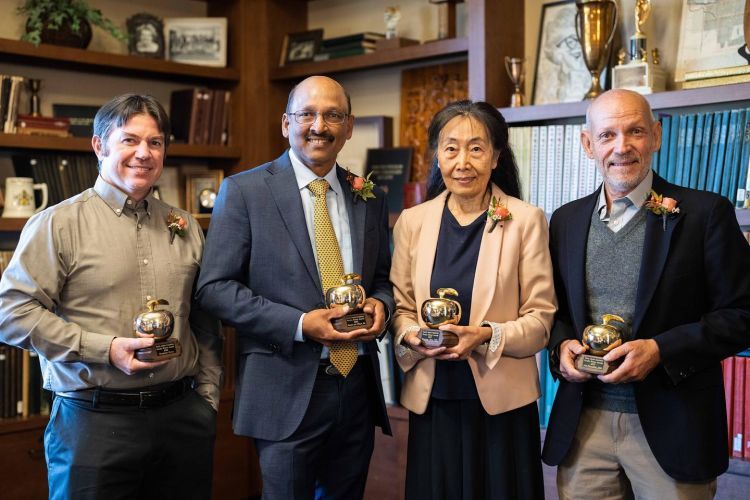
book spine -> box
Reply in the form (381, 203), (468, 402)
(688, 113), (706, 189)
(737, 108), (750, 207)
(656, 114), (672, 179)
(723, 356), (735, 454)
(732, 356), (746, 458)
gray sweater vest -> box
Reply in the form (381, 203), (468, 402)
(584, 207), (647, 413)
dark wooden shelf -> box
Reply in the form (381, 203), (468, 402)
(0, 414), (48, 435)
(0, 37), (239, 84)
(270, 37), (468, 81)
(0, 134), (240, 160)
(0, 218), (28, 231)
(500, 82), (750, 124)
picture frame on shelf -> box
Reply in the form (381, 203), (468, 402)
(281, 29), (324, 66)
(674, 0), (748, 82)
(164, 17), (228, 68)
(532, 0), (592, 105)
(127, 13), (165, 59)
(52, 104), (100, 138)
(365, 147), (412, 215)
(185, 170), (224, 216)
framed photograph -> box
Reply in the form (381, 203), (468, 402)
(127, 13), (164, 59)
(532, 0), (592, 105)
(675, 0), (748, 82)
(281, 29), (323, 65)
(185, 170), (224, 216)
(52, 104), (100, 138)
(365, 147), (412, 215)
(164, 17), (227, 67)
(338, 116), (393, 176)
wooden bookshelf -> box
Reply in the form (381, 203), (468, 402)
(0, 134), (241, 159)
(499, 82), (750, 124)
(0, 38), (239, 85)
(270, 37), (468, 81)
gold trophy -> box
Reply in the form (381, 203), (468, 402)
(418, 288), (461, 348)
(325, 273), (374, 332)
(504, 56), (526, 107)
(134, 299), (182, 361)
(612, 0), (665, 94)
(575, 0), (619, 99)
(575, 314), (625, 374)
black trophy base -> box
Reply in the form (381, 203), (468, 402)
(575, 353), (617, 375)
(135, 339), (182, 361)
(419, 328), (459, 348)
(332, 312), (374, 332)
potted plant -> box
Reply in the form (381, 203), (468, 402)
(18, 0), (128, 49)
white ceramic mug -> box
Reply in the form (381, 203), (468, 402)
(2, 177), (48, 218)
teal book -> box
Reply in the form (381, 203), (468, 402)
(677, 114), (696, 187)
(688, 113), (706, 189)
(665, 113), (681, 183)
(726, 108), (747, 203)
(656, 114), (672, 178)
(697, 113), (714, 191)
(711, 110), (732, 194)
(719, 109), (740, 200)
(672, 115), (688, 185)
(735, 108), (750, 207)
(705, 111), (727, 193)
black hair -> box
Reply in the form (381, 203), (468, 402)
(425, 100), (520, 200)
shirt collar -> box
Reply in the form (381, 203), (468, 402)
(596, 168), (653, 219)
(288, 148), (343, 198)
(93, 176), (152, 217)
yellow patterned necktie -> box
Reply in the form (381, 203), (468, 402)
(308, 179), (357, 377)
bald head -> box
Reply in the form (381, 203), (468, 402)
(286, 76), (352, 114)
(585, 89), (654, 131)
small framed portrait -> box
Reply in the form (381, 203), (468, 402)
(164, 17), (228, 67)
(281, 29), (324, 65)
(126, 13), (164, 59)
(185, 170), (224, 216)
(532, 0), (592, 105)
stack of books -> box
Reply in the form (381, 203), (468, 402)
(16, 114), (71, 137)
(313, 32), (384, 61)
(169, 88), (231, 146)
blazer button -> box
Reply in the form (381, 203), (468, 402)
(269, 344), (279, 352)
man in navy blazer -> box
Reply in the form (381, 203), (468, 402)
(196, 76), (394, 499)
(542, 90), (750, 498)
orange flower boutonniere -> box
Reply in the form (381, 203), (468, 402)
(486, 196), (512, 233)
(644, 190), (680, 231)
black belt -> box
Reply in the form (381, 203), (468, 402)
(55, 377), (193, 408)
(317, 355), (366, 377)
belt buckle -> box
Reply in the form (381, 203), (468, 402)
(324, 364), (341, 376)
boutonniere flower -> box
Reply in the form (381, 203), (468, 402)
(346, 169), (376, 202)
(166, 211), (187, 244)
(644, 189), (680, 231)
(486, 196), (512, 233)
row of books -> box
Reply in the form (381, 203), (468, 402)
(0, 74), (24, 134)
(510, 124), (603, 214)
(0, 345), (50, 420)
(12, 154), (99, 207)
(313, 32), (383, 62)
(652, 107), (750, 207)
(723, 354), (750, 460)
(169, 88), (231, 146)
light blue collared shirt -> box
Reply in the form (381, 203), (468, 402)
(288, 149), (356, 355)
(596, 169), (653, 233)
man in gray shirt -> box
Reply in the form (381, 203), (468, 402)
(0, 94), (222, 499)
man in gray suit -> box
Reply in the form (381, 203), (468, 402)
(196, 76), (394, 499)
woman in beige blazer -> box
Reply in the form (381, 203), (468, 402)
(390, 100), (556, 499)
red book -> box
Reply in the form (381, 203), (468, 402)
(744, 358), (750, 459)
(732, 357), (746, 458)
(723, 357), (735, 454)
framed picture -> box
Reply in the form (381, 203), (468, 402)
(185, 170), (224, 216)
(365, 147), (412, 215)
(338, 116), (393, 176)
(281, 29), (323, 65)
(52, 104), (100, 138)
(164, 17), (228, 67)
(127, 13), (164, 59)
(532, 0), (592, 105)
(675, 0), (748, 82)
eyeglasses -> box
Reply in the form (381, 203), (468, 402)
(288, 110), (348, 125)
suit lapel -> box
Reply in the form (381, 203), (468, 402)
(469, 185), (504, 325)
(337, 167), (364, 275)
(265, 154), (321, 291)
(566, 189), (600, 335)
(633, 176), (683, 334)
(415, 192), (448, 318)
